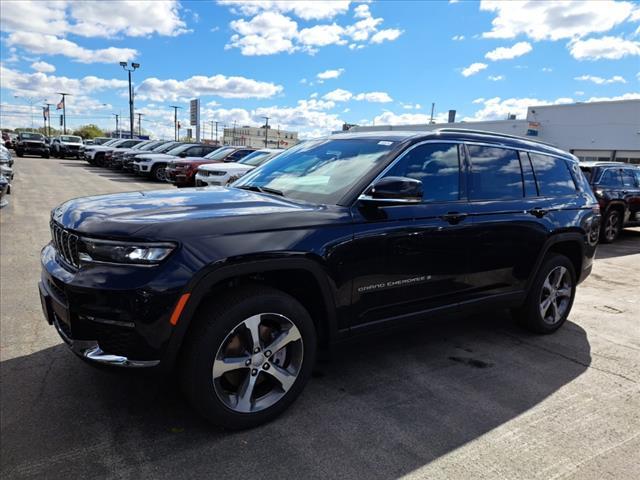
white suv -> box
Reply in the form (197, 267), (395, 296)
(195, 148), (283, 187)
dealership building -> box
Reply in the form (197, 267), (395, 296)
(222, 125), (299, 149)
(349, 99), (640, 164)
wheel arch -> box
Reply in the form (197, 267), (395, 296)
(162, 255), (339, 371)
(527, 233), (585, 293)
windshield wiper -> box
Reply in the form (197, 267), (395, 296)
(237, 185), (285, 197)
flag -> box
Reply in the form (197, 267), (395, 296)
(56, 97), (64, 110)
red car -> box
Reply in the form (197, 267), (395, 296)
(165, 146), (255, 187)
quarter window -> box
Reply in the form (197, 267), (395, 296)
(621, 169), (637, 187)
(529, 153), (577, 196)
(468, 146), (523, 200)
(384, 143), (461, 202)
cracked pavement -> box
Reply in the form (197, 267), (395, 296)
(1, 157), (639, 479)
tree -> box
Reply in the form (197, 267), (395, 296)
(72, 124), (104, 139)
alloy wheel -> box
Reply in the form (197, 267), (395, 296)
(155, 168), (166, 182)
(212, 313), (303, 413)
(539, 266), (572, 325)
(604, 212), (619, 242)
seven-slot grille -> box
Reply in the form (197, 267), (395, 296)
(50, 222), (81, 268)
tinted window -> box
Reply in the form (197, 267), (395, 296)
(580, 167), (593, 182)
(529, 153), (577, 196)
(599, 169), (622, 187)
(227, 149), (254, 162)
(621, 169), (637, 187)
(384, 143), (460, 202)
(185, 146), (204, 156)
(468, 146), (523, 200)
(519, 151), (538, 197)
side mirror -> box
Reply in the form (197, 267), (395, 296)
(360, 176), (423, 204)
(179, 152), (187, 158)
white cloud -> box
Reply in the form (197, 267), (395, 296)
(575, 74), (627, 84)
(452, 35), (465, 41)
(136, 74), (284, 102)
(461, 62), (488, 77)
(575, 91), (585, 96)
(224, 2), (402, 55)
(323, 89), (393, 103)
(0, 65), (128, 98)
(488, 75), (505, 81)
(317, 68), (345, 80)
(353, 91), (393, 103)
(370, 29), (403, 44)
(219, 0), (351, 21)
(464, 96), (575, 121)
(583, 92), (640, 102)
(401, 103), (422, 110)
(30, 61), (56, 73)
(1, 0), (188, 38)
(485, 41), (532, 61)
(371, 110), (448, 126)
(542, 67), (553, 72)
(480, 0), (637, 41)
(323, 88), (354, 102)
(569, 36), (640, 60)
(7, 32), (137, 64)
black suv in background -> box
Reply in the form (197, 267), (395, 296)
(15, 132), (49, 158)
(39, 130), (599, 429)
(579, 162), (640, 242)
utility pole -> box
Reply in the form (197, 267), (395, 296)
(232, 120), (237, 146)
(44, 103), (54, 137)
(169, 106), (181, 141)
(120, 61), (140, 138)
(137, 113), (144, 136)
(56, 93), (71, 134)
(429, 102), (435, 124)
(214, 121), (219, 145)
(262, 116), (270, 148)
(112, 114), (119, 137)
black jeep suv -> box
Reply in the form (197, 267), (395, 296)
(39, 130), (599, 429)
(579, 162), (640, 243)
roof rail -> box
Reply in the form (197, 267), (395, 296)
(434, 127), (559, 148)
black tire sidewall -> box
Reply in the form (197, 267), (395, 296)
(182, 287), (317, 429)
(522, 254), (576, 334)
(601, 209), (621, 243)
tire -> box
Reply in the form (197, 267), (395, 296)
(600, 209), (621, 243)
(42, 153), (50, 159)
(15, 149), (23, 157)
(515, 253), (576, 334)
(151, 164), (166, 182)
(181, 285), (317, 429)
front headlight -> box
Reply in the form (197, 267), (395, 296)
(78, 239), (176, 265)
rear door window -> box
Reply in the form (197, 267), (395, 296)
(529, 153), (577, 196)
(384, 142), (461, 202)
(621, 169), (637, 187)
(467, 145), (523, 200)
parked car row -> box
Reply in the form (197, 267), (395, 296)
(83, 137), (284, 188)
(0, 144), (15, 208)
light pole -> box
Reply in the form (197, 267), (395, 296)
(137, 113), (144, 136)
(262, 116), (270, 148)
(112, 113), (119, 137)
(169, 106), (181, 141)
(55, 93), (71, 134)
(14, 95), (44, 130)
(44, 103), (54, 137)
(120, 61), (140, 138)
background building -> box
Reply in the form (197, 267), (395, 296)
(348, 99), (640, 164)
(222, 125), (298, 149)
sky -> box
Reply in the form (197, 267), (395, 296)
(1, 0), (639, 139)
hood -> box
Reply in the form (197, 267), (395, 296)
(87, 145), (116, 152)
(51, 187), (345, 239)
(60, 141), (83, 146)
(200, 162), (252, 173)
(136, 153), (175, 162)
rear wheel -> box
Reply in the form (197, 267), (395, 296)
(601, 209), (621, 243)
(514, 253), (576, 334)
(15, 149), (23, 157)
(181, 285), (317, 429)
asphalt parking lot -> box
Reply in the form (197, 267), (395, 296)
(1, 156), (639, 480)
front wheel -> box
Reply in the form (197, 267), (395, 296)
(514, 254), (576, 334)
(15, 149), (23, 157)
(150, 164), (166, 182)
(181, 286), (317, 429)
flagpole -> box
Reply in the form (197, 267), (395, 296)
(57, 92), (71, 134)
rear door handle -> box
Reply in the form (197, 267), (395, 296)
(440, 212), (468, 225)
(528, 207), (548, 218)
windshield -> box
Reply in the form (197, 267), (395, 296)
(60, 135), (81, 143)
(204, 147), (234, 160)
(166, 144), (196, 156)
(94, 137), (111, 145)
(101, 139), (120, 146)
(155, 142), (179, 153)
(234, 138), (397, 204)
(239, 150), (278, 166)
(20, 133), (44, 140)
(139, 141), (161, 151)
(131, 141), (152, 150)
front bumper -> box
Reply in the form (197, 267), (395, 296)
(195, 173), (224, 187)
(39, 243), (190, 368)
(19, 144), (48, 154)
(166, 168), (193, 186)
(133, 163), (150, 173)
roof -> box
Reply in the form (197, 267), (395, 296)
(579, 161), (639, 168)
(329, 128), (574, 160)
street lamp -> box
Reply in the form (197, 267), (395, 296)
(120, 61), (140, 139)
(14, 95), (45, 130)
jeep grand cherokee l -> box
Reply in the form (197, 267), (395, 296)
(39, 129), (599, 429)
(579, 162), (640, 243)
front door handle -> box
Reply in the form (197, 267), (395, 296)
(440, 212), (468, 225)
(528, 207), (548, 218)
